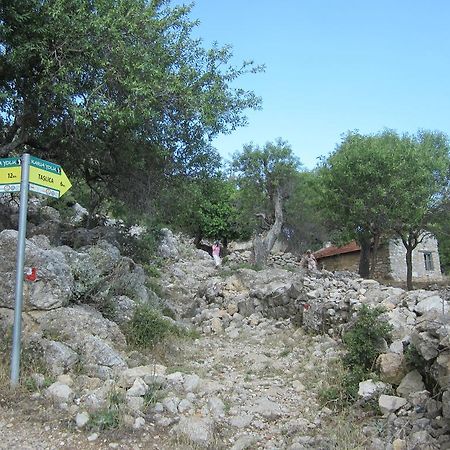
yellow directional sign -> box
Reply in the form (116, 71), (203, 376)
(0, 157), (22, 193)
(29, 156), (72, 198)
(0, 155), (72, 198)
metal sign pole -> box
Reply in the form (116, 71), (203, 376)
(10, 153), (30, 387)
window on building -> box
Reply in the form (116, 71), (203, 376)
(423, 252), (434, 271)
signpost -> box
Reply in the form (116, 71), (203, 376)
(0, 153), (72, 386)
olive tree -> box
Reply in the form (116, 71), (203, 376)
(231, 139), (300, 266)
(320, 129), (449, 284)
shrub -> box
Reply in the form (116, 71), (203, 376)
(143, 381), (165, 406)
(319, 305), (392, 409)
(87, 389), (123, 431)
(125, 303), (182, 348)
(343, 305), (393, 371)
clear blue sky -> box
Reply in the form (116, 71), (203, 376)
(178, 1), (450, 169)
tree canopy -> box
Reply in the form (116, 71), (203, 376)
(319, 129), (450, 281)
(231, 139), (300, 265)
(1, 0), (262, 213)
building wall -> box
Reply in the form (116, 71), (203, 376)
(372, 244), (391, 280)
(388, 235), (442, 282)
(317, 236), (442, 282)
(317, 252), (360, 272)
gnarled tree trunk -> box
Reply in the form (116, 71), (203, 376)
(251, 187), (284, 267)
(358, 232), (371, 278)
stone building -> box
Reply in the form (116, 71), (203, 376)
(314, 235), (443, 282)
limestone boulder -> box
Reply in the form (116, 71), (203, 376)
(45, 381), (74, 404)
(378, 394), (407, 415)
(31, 305), (127, 378)
(59, 240), (150, 306)
(38, 338), (79, 375)
(358, 379), (388, 399)
(396, 370), (425, 398)
(157, 228), (180, 259)
(172, 417), (215, 448)
(386, 307), (416, 340)
(377, 352), (407, 385)
(431, 351), (450, 387)
(411, 331), (439, 361)
(414, 295), (449, 315)
(442, 390), (450, 419)
(0, 230), (73, 310)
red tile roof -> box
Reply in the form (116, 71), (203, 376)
(314, 241), (361, 259)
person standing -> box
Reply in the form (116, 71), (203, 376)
(301, 250), (317, 271)
(212, 241), (222, 268)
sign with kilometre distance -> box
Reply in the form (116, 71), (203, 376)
(0, 155), (71, 198)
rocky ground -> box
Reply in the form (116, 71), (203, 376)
(0, 317), (375, 450)
(0, 208), (448, 450)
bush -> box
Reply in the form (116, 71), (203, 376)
(320, 305), (392, 409)
(143, 381), (165, 406)
(343, 305), (393, 371)
(125, 303), (182, 348)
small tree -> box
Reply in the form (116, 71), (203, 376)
(231, 139), (300, 266)
(319, 130), (407, 277)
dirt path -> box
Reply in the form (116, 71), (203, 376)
(0, 318), (376, 450)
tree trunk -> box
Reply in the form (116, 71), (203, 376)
(251, 187), (284, 267)
(358, 233), (371, 278)
(398, 230), (421, 291)
(405, 245), (413, 291)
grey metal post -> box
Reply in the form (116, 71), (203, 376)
(10, 153), (30, 387)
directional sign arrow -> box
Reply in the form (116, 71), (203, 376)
(58, 168), (72, 197)
(0, 155), (72, 198)
(29, 156), (72, 198)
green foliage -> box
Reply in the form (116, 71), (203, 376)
(319, 129), (450, 277)
(319, 362), (368, 408)
(283, 170), (329, 253)
(1, 0), (262, 218)
(143, 381), (165, 407)
(125, 303), (183, 349)
(0, 326), (56, 390)
(87, 389), (123, 431)
(24, 374), (54, 392)
(404, 344), (427, 372)
(319, 306), (392, 409)
(117, 229), (159, 266)
(96, 297), (117, 322)
(231, 139), (301, 237)
(343, 305), (393, 371)
(159, 176), (241, 241)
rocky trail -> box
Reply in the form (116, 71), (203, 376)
(0, 316), (372, 450)
(0, 213), (448, 449)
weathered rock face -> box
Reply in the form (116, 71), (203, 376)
(0, 226), (155, 379)
(377, 353), (407, 385)
(158, 228), (180, 259)
(0, 230), (74, 310)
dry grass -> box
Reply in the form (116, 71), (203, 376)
(0, 331), (54, 397)
(319, 411), (372, 449)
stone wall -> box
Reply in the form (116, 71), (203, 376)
(389, 235), (443, 282)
